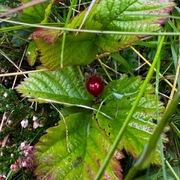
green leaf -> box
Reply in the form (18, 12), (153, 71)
(30, 0), (175, 69)
(134, 166), (180, 180)
(111, 53), (134, 75)
(20, 0), (49, 23)
(31, 75), (168, 179)
(34, 33), (98, 70)
(16, 66), (93, 106)
(11, 29), (31, 47)
(34, 113), (123, 179)
(94, 75), (167, 165)
(26, 40), (38, 66)
(94, 0), (175, 52)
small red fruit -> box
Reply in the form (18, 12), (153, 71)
(86, 75), (104, 96)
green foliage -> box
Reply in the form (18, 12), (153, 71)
(19, 0), (49, 23)
(0, 84), (60, 176)
(134, 166), (180, 180)
(26, 40), (38, 66)
(0, 0), (179, 179)
(34, 113), (123, 179)
(95, 75), (167, 164)
(11, 29), (31, 47)
(0, 84), (29, 120)
(33, 34), (98, 69)
(28, 0), (175, 69)
(17, 67), (167, 179)
(0, 0), (20, 8)
(17, 66), (93, 106)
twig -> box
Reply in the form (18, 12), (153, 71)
(0, 69), (48, 77)
(12, 46), (27, 89)
(130, 46), (176, 91)
(0, 0), (48, 18)
(0, 49), (27, 78)
(166, 40), (180, 108)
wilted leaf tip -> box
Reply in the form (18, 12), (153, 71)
(30, 28), (60, 45)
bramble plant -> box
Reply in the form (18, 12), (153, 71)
(0, 0), (180, 179)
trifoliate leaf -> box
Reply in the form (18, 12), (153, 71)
(19, 72), (168, 178)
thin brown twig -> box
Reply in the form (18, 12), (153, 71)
(0, 0), (48, 18)
(0, 49), (27, 78)
(12, 46), (27, 89)
(130, 45), (176, 91)
(166, 38), (180, 108)
(0, 69), (48, 77)
(98, 59), (122, 76)
(0, 113), (8, 132)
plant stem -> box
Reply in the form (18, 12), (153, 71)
(0, 0), (48, 18)
(60, 0), (78, 67)
(155, 51), (167, 180)
(125, 88), (180, 179)
(2, 19), (180, 36)
(165, 159), (180, 180)
(170, 122), (180, 138)
(98, 59), (113, 81)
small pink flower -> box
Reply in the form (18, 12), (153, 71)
(24, 150), (29, 157)
(0, 174), (6, 180)
(33, 121), (39, 129)
(16, 158), (22, 167)
(26, 156), (33, 164)
(21, 161), (27, 167)
(24, 147), (34, 157)
(20, 141), (28, 150)
(33, 121), (43, 129)
(10, 164), (19, 171)
(39, 122), (43, 127)
(21, 120), (28, 128)
(27, 146), (34, 152)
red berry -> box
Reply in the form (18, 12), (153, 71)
(86, 75), (104, 96)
